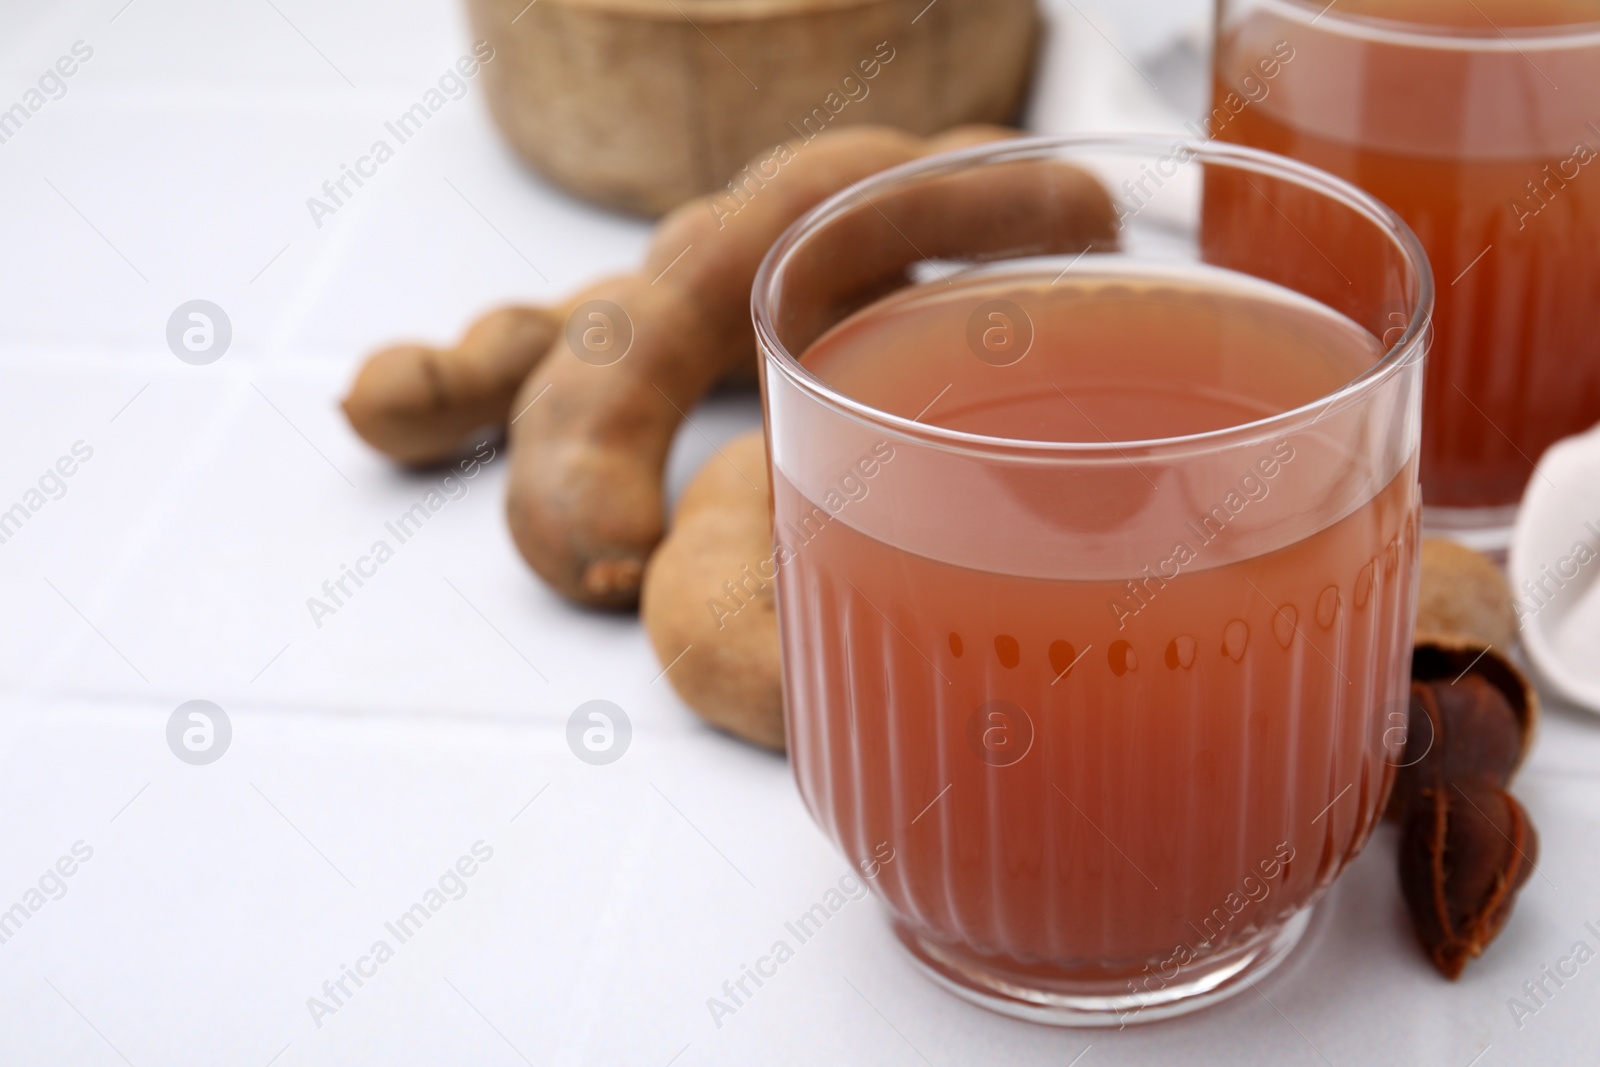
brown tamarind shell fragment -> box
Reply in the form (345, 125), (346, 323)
(1390, 635), (1543, 979)
(1390, 673), (1524, 824)
(1398, 781), (1539, 980)
(1411, 637), (1539, 757)
(1388, 637), (1539, 821)
(1422, 675), (1524, 787)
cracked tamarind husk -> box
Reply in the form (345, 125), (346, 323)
(1398, 775), (1539, 980)
(1392, 552), (1542, 978)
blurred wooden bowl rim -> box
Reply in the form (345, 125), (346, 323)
(465, 0), (1041, 214)
(530, 0), (901, 16)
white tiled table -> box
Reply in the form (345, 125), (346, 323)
(1, 1), (1595, 1064)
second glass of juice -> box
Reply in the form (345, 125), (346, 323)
(755, 137), (1431, 1024)
(1213, 0), (1600, 543)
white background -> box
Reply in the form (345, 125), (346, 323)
(0, 0), (1596, 1064)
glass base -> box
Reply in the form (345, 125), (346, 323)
(892, 907), (1313, 1028)
(1423, 502), (1519, 561)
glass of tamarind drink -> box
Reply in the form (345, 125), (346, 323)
(753, 135), (1431, 1024)
(1212, 0), (1600, 548)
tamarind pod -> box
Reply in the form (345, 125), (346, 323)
(1399, 781), (1538, 979)
(773, 158), (1120, 353)
(643, 125), (927, 369)
(342, 305), (561, 465)
(919, 123), (1023, 154)
(510, 126), (943, 608)
(641, 431), (783, 751)
(677, 126), (1016, 393)
(639, 139), (1119, 741)
(507, 274), (713, 606)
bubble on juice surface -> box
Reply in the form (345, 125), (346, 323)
(1222, 620), (1250, 662)
(1164, 636), (1197, 670)
(949, 632), (964, 658)
(994, 634), (1021, 669)
(1272, 605), (1299, 648)
(1316, 586), (1341, 629)
(1355, 561), (1375, 608)
(1108, 640), (1138, 676)
(1048, 640), (1079, 680)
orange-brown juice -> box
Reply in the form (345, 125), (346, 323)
(1215, 0), (1600, 510)
(775, 265), (1418, 984)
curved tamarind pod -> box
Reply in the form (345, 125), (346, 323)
(919, 123), (1021, 153)
(639, 148), (1121, 742)
(643, 125), (928, 369)
(506, 274), (709, 605)
(641, 431), (782, 750)
(645, 123), (1016, 296)
(775, 158), (1119, 351)
(342, 305), (561, 465)
(344, 130), (1022, 468)
(508, 125), (940, 608)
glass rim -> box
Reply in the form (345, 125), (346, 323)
(752, 133), (1434, 464)
(1255, 0), (1600, 49)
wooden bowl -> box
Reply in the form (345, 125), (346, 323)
(464, 0), (1040, 214)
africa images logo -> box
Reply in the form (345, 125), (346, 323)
(166, 700), (231, 766)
